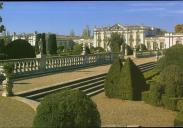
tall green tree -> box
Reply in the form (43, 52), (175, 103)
(0, 3), (5, 33)
(82, 25), (91, 39)
(47, 34), (57, 55)
(41, 33), (46, 54)
(35, 33), (42, 54)
(108, 32), (124, 52)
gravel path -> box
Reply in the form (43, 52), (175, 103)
(91, 92), (176, 127)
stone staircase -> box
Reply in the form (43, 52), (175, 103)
(17, 62), (156, 101)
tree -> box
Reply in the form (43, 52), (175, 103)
(0, 38), (5, 53)
(108, 32), (124, 52)
(4, 39), (35, 59)
(41, 33), (46, 54)
(175, 24), (183, 33)
(70, 29), (75, 37)
(0, 3), (5, 33)
(72, 44), (82, 55)
(57, 45), (65, 55)
(47, 34), (57, 55)
(35, 33), (42, 54)
(82, 25), (91, 39)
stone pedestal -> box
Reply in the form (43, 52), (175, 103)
(2, 75), (14, 97)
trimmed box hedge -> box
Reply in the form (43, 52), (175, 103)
(174, 112), (183, 127)
(142, 91), (150, 104)
(162, 95), (183, 111)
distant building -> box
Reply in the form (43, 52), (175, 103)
(73, 38), (93, 48)
(12, 32), (37, 46)
(94, 23), (162, 51)
(93, 23), (183, 51)
(56, 35), (80, 50)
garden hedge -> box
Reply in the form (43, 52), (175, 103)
(156, 44), (183, 71)
(174, 112), (183, 127)
(117, 58), (146, 100)
(4, 39), (35, 59)
(33, 89), (101, 128)
(104, 57), (122, 98)
(159, 65), (183, 97)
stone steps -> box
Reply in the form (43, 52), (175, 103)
(17, 62), (156, 101)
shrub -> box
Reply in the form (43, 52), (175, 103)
(0, 53), (8, 60)
(156, 44), (183, 71)
(108, 32), (124, 52)
(4, 39), (35, 59)
(159, 65), (183, 97)
(3, 62), (14, 77)
(47, 34), (57, 55)
(0, 38), (5, 53)
(104, 57), (122, 98)
(161, 95), (183, 111)
(117, 58), (146, 100)
(142, 91), (150, 104)
(72, 44), (82, 55)
(174, 112), (183, 127)
(149, 82), (164, 106)
(177, 100), (183, 112)
(33, 89), (101, 128)
(136, 44), (147, 51)
(126, 45), (133, 55)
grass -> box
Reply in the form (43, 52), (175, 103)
(0, 96), (35, 128)
(143, 68), (160, 80)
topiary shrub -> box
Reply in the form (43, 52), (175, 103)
(161, 95), (183, 111)
(4, 39), (35, 59)
(159, 65), (183, 97)
(177, 100), (183, 112)
(47, 34), (57, 55)
(142, 91), (150, 104)
(148, 82), (164, 106)
(33, 89), (101, 128)
(104, 57), (122, 98)
(117, 58), (146, 100)
(156, 44), (183, 71)
(174, 112), (183, 127)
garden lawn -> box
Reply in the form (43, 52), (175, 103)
(91, 92), (176, 127)
(0, 96), (35, 128)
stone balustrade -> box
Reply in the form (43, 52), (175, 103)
(0, 53), (119, 78)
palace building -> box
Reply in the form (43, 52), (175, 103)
(93, 23), (183, 51)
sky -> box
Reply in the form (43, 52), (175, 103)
(1, 1), (183, 36)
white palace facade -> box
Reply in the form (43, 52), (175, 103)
(93, 24), (183, 51)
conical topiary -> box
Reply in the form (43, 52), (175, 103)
(117, 58), (146, 100)
(104, 57), (123, 98)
